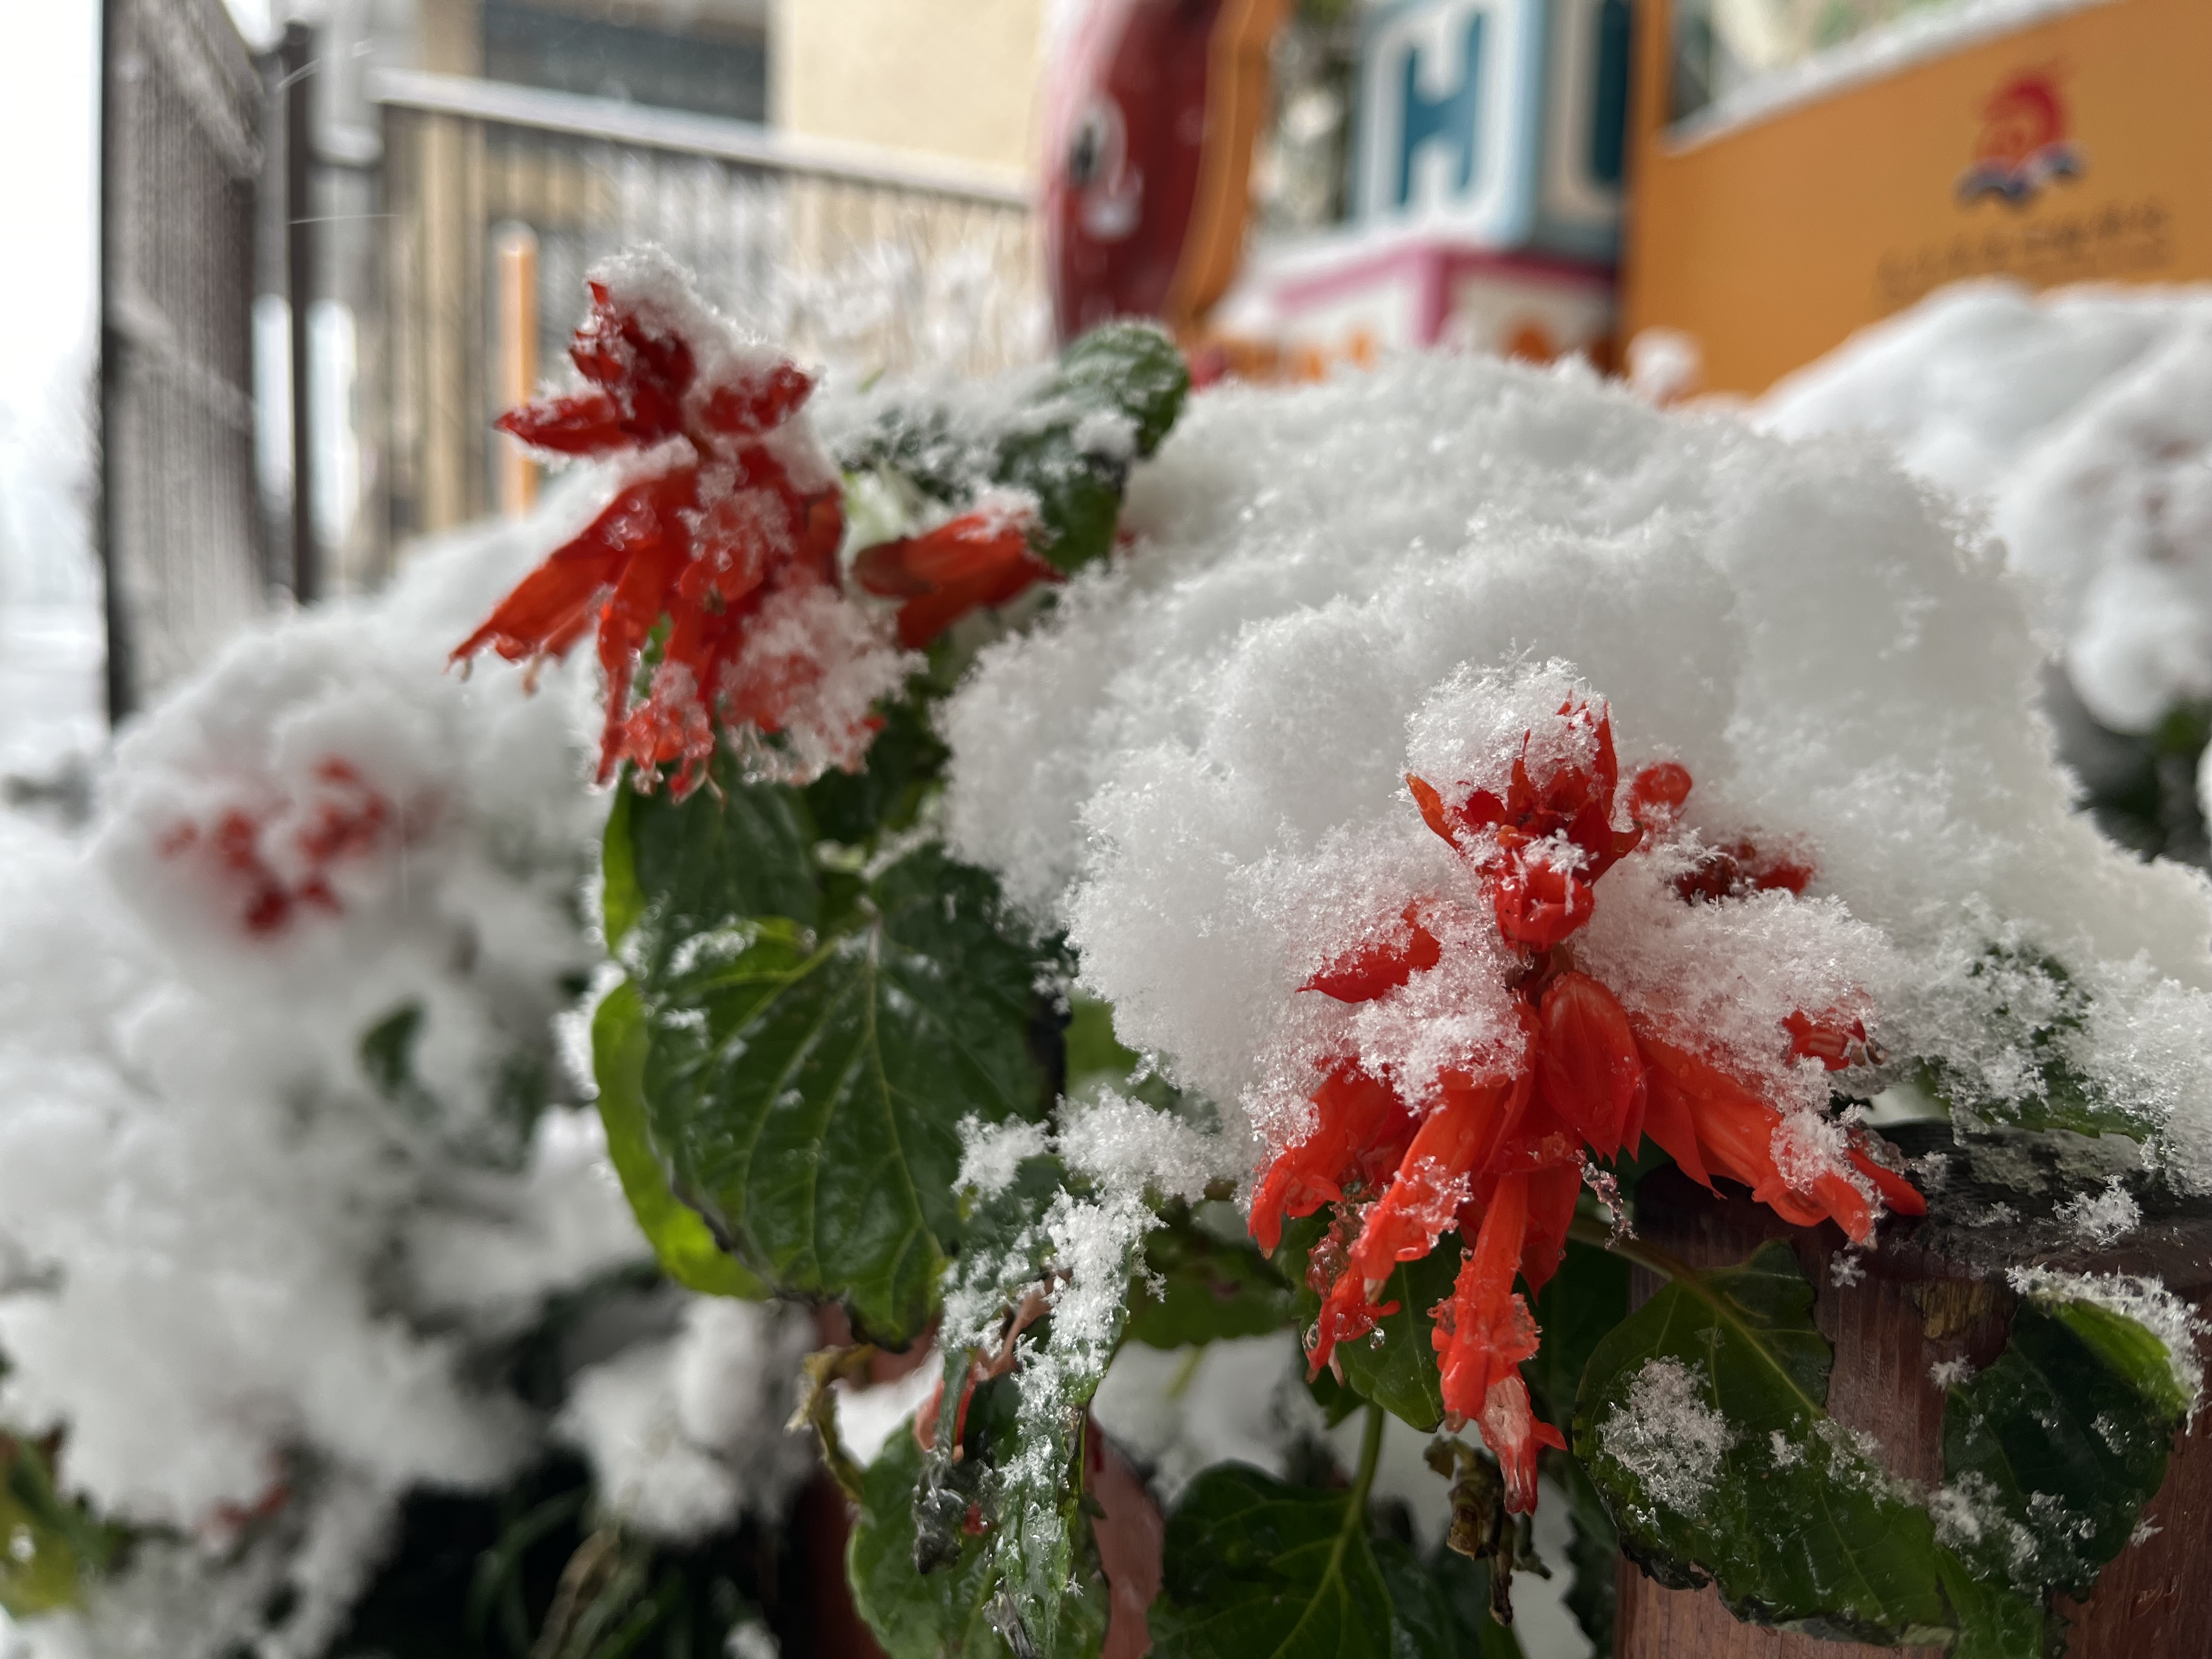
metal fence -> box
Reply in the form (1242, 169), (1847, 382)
(375, 71), (1046, 541)
(98, 0), (267, 717)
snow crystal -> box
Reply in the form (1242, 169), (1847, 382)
(955, 1115), (1052, 1200)
(1768, 1429), (1805, 1469)
(1056, 1090), (1249, 1206)
(2057, 1176), (2141, 1248)
(0, 475), (817, 1652)
(940, 349), (2212, 1195)
(557, 1298), (814, 1543)
(1598, 1358), (1735, 1519)
(1929, 1357), (1977, 1389)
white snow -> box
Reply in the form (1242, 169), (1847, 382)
(556, 1298), (815, 1542)
(1596, 1358), (1736, 1520)
(0, 480), (802, 1655)
(941, 349), (2212, 1197)
(1763, 281), (2212, 733)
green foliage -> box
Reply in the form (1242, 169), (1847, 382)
(0, 1437), (116, 1617)
(1942, 1295), (2188, 1600)
(1278, 1212), (1457, 1432)
(617, 778), (1059, 1342)
(1575, 1241), (2050, 1654)
(589, 978), (765, 1297)
(850, 1427), (1110, 1659)
(838, 320), (1189, 577)
(1124, 1212), (1295, 1349)
(1148, 1437), (1521, 1659)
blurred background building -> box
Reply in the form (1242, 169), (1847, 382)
(79, 0), (2212, 719)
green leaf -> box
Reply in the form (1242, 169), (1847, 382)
(636, 842), (1053, 1344)
(1527, 1237), (1630, 1427)
(0, 1438), (117, 1617)
(839, 319), (1191, 579)
(616, 761), (821, 962)
(1574, 1240), (2042, 1652)
(1124, 1212), (1295, 1349)
(1912, 950), (2145, 1141)
(1054, 320), (1189, 456)
(1279, 1214), (1458, 1432)
(802, 684), (951, 849)
(590, 979), (764, 1298)
(1942, 1295), (2187, 1600)
(849, 1426), (1109, 1659)
(1147, 1463), (1424, 1659)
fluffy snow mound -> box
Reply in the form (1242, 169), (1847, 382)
(1762, 280), (2212, 733)
(941, 351), (2212, 1188)
(0, 481), (803, 1653)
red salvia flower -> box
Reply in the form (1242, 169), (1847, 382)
(453, 262), (852, 799)
(1254, 695), (1925, 1513)
(156, 758), (406, 936)
(853, 504), (1065, 649)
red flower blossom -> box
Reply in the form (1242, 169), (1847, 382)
(853, 505), (1065, 649)
(1254, 696), (1924, 1513)
(156, 758), (403, 935)
(1430, 1172), (1567, 1513)
(454, 264), (850, 798)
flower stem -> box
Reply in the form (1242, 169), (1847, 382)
(1350, 1401), (1386, 1519)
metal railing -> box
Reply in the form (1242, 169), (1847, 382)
(374, 71), (1047, 541)
(98, 0), (268, 716)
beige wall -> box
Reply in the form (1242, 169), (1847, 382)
(771, 0), (1046, 173)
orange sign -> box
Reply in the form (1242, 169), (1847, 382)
(1620, 0), (2212, 396)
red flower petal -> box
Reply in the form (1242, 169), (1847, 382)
(1302, 902), (1443, 1002)
(1534, 971), (1646, 1159)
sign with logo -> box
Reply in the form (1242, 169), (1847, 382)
(1957, 69), (2084, 204)
(1621, 0), (2211, 394)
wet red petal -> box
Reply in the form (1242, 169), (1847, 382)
(1534, 971), (1646, 1159)
(1348, 1065), (1530, 1284)
(1250, 1062), (1417, 1255)
(854, 510), (1060, 649)
(1302, 902), (1443, 1002)
(496, 390), (627, 455)
(701, 360), (815, 435)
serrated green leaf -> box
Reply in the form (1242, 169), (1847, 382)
(617, 760), (821, 967)
(636, 842), (1052, 1344)
(1125, 1215), (1294, 1349)
(1279, 1214), (1457, 1432)
(590, 978), (765, 1298)
(1942, 1296), (2185, 1599)
(849, 1426), (1109, 1659)
(838, 320), (1190, 580)
(1574, 1240), (2042, 1653)
(1147, 1463), (1414, 1659)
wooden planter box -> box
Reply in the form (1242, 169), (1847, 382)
(1614, 1163), (2212, 1658)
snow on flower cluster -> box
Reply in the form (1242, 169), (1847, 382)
(942, 350), (2212, 1180)
(0, 493), (807, 1656)
(1762, 279), (2212, 735)
(455, 249), (913, 796)
(936, 349), (2212, 1487)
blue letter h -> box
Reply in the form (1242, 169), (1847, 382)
(1395, 10), (1487, 208)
